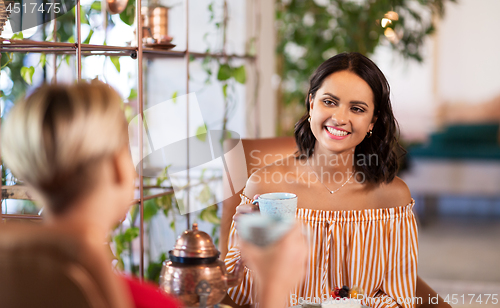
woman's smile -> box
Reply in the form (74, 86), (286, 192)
(324, 126), (351, 139)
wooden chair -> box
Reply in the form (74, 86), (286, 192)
(0, 222), (133, 308)
(220, 137), (297, 260)
(220, 137), (296, 307)
(220, 137), (450, 308)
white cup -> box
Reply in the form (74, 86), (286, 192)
(236, 192), (297, 246)
(252, 192), (297, 220)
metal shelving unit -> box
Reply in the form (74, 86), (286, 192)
(0, 0), (255, 279)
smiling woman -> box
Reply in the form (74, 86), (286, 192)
(225, 53), (419, 308)
(295, 52), (402, 185)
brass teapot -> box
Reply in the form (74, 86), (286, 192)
(159, 223), (243, 308)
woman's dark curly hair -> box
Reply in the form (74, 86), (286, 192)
(294, 52), (404, 184)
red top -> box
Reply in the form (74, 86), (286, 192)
(121, 276), (182, 308)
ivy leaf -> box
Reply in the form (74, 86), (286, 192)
(202, 55), (211, 65)
(208, 2), (214, 21)
(171, 91), (178, 103)
(222, 83), (228, 99)
(39, 53), (46, 67)
(124, 105), (133, 122)
(156, 165), (171, 186)
(68, 35), (75, 43)
(80, 8), (89, 25)
(157, 194), (172, 214)
(11, 32), (23, 40)
(169, 220), (175, 231)
(128, 88), (137, 100)
(199, 168), (207, 181)
(91, 0), (101, 11)
(123, 226), (140, 242)
(83, 29), (94, 44)
(199, 205), (220, 224)
(247, 37), (257, 56)
(113, 234), (125, 256)
(143, 199), (158, 222)
(20, 66), (35, 85)
(1, 53), (13, 69)
(109, 56), (120, 72)
(196, 185), (211, 204)
(120, 0), (135, 26)
(232, 65), (246, 84)
(65, 55), (71, 66)
(130, 204), (139, 222)
(146, 253), (167, 282)
(176, 199), (185, 213)
(217, 64), (232, 81)
(114, 226), (139, 254)
(195, 125), (208, 142)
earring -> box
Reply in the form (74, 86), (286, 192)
(366, 130), (373, 138)
(308, 116), (311, 122)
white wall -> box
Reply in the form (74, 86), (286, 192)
(436, 0), (500, 104)
(373, 0), (500, 141)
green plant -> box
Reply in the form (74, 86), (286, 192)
(111, 165), (182, 282)
(198, 0), (247, 145)
(275, 0), (456, 135)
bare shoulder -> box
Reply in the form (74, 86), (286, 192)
(372, 176), (413, 208)
(244, 155), (298, 198)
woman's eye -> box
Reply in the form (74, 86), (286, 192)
(323, 99), (337, 106)
(352, 106), (365, 113)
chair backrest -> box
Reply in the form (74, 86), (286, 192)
(220, 137), (297, 259)
(220, 137), (297, 308)
(0, 222), (132, 308)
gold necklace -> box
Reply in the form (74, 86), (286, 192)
(306, 157), (354, 194)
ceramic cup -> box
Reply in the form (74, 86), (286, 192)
(252, 192), (297, 220)
(236, 193), (297, 246)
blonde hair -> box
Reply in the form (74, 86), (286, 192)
(1, 81), (129, 214)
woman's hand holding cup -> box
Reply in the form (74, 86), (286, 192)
(233, 194), (261, 226)
(235, 193), (298, 247)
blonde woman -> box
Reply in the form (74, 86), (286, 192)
(1, 82), (181, 308)
(1, 81), (306, 308)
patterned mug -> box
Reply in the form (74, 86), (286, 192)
(252, 192), (297, 220)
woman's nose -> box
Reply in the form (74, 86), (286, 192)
(331, 106), (349, 125)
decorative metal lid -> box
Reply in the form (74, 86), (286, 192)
(170, 223), (219, 259)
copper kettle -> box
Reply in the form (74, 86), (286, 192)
(159, 223), (244, 308)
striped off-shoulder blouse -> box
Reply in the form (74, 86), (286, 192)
(225, 192), (418, 308)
